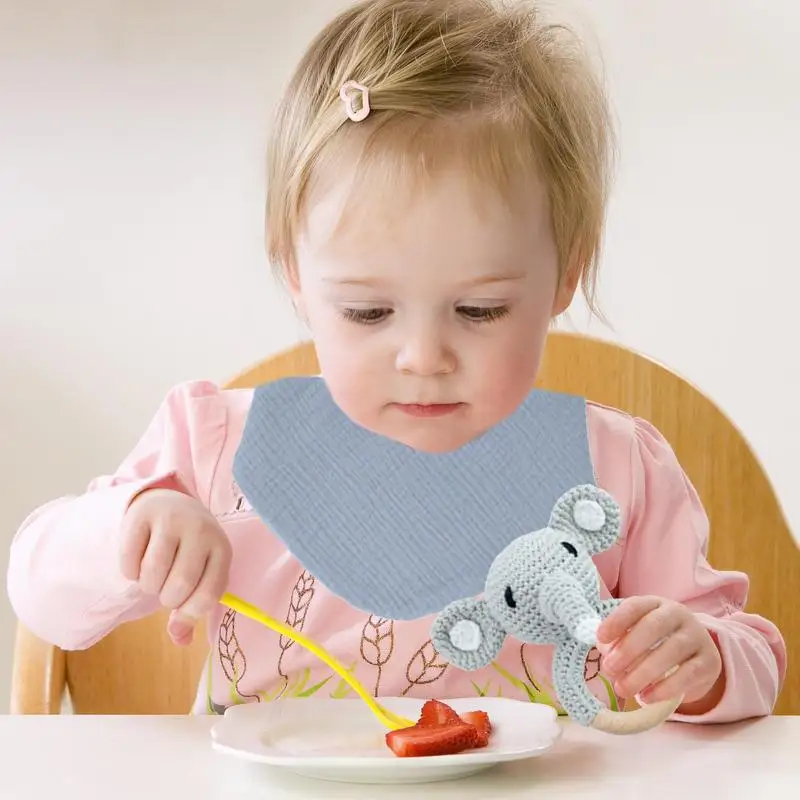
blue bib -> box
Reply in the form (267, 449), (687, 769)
(233, 377), (595, 620)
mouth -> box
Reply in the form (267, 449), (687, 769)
(392, 403), (465, 418)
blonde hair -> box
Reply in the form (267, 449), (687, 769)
(266, 0), (615, 313)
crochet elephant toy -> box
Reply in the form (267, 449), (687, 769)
(430, 484), (683, 734)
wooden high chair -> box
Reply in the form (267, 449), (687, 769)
(10, 332), (799, 715)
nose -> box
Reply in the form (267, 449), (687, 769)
(395, 329), (456, 376)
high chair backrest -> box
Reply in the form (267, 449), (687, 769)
(10, 332), (798, 715)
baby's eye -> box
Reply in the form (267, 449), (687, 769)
(504, 585), (517, 609)
(457, 305), (510, 323)
(561, 541), (578, 557)
(340, 307), (392, 325)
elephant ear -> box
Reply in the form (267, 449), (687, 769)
(430, 598), (507, 671)
(548, 484), (621, 555)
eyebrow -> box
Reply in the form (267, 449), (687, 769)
(322, 273), (527, 288)
(321, 277), (384, 287)
(460, 273), (527, 288)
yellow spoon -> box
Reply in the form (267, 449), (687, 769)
(220, 591), (415, 731)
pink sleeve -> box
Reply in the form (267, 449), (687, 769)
(6, 381), (221, 651)
(617, 417), (786, 723)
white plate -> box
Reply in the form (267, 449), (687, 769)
(210, 696), (562, 785)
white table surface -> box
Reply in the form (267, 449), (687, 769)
(4, 713), (798, 799)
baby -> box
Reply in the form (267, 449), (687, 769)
(7, 0), (785, 720)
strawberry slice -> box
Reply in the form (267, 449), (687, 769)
(384, 700), (495, 757)
(385, 721), (479, 758)
(459, 710), (492, 748)
(418, 699), (462, 728)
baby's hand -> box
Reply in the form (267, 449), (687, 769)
(120, 488), (232, 646)
(596, 596), (724, 712)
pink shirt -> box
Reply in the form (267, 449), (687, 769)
(7, 380), (786, 721)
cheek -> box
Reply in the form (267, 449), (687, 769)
(304, 312), (385, 427)
(474, 314), (550, 406)
(322, 372), (371, 425)
(314, 346), (378, 430)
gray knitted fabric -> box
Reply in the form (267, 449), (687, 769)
(431, 484), (623, 727)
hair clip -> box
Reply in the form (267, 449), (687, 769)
(339, 79), (371, 122)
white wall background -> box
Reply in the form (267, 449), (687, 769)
(1, 0), (797, 713)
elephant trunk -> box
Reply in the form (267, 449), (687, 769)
(538, 571), (601, 644)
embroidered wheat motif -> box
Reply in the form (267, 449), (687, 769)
(277, 570), (316, 682)
(222, 479), (251, 516)
(584, 646), (601, 682)
(219, 608), (246, 683)
(402, 639), (448, 696)
(359, 615), (395, 696)
(218, 609), (258, 702)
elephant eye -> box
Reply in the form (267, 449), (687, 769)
(561, 541), (578, 557)
(504, 585), (517, 609)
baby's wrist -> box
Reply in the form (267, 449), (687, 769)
(675, 629), (725, 715)
(126, 473), (192, 512)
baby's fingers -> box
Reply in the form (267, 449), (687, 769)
(601, 600), (685, 677)
(159, 540), (208, 611)
(597, 596), (662, 644)
(637, 659), (703, 706)
(138, 528), (179, 596)
(119, 520), (151, 582)
(610, 632), (697, 699)
(168, 546), (230, 645)
(166, 609), (196, 646)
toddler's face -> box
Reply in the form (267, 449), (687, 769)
(290, 168), (575, 453)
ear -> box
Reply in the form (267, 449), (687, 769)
(430, 598), (507, 672)
(282, 264), (309, 320)
(548, 484), (621, 555)
(288, 290), (307, 321)
(551, 257), (581, 317)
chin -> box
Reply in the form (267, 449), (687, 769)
(395, 435), (467, 454)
